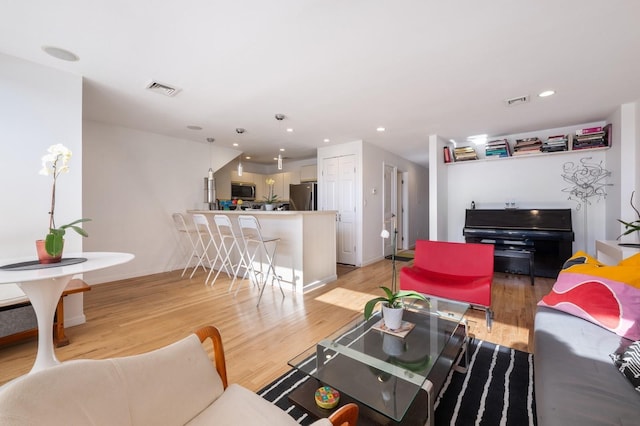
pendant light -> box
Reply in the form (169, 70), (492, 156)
(206, 138), (215, 204)
(275, 114), (286, 170)
(235, 128), (246, 176)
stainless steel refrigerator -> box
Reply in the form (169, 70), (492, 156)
(289, 183), (317, 210)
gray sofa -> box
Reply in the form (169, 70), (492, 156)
(534, 306), (640, 425)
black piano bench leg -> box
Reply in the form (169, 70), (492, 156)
(529, 253), (535, 286)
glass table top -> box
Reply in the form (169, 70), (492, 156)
(288, 297), (469, 421)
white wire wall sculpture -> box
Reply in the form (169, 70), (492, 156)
(561, 157), (612, 251)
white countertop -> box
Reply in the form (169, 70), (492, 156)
(188, 209), (336, 215)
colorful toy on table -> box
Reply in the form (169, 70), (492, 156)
(314, 386), (340, 409)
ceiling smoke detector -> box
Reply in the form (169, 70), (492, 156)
(504, 95), (530, 107)
(146, 81), (180, 97)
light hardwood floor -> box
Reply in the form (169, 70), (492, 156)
(0, 259), (554, 389)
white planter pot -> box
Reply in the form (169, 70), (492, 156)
(382, 333), (405, 356)
(264, 204), (274, 211)
(382, 304), (404, 330)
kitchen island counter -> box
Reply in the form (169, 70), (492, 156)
(187, 210), (337, 293)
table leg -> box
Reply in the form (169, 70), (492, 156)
(17, 275), (72, 373)
(422, 380), (434, 426)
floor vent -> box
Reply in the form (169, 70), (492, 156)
(146, 81), (180, 97)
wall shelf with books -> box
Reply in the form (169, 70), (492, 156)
(443, 121), (610, 166)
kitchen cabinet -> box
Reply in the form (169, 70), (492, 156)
(231, 170), (254, 184)
(300, 165), (317, 182)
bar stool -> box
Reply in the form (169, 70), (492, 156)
(191, 214), (230, 285)
(212, 214), (251, 291)
(172, 213), (206, 277)
(237, 215), (284, 306)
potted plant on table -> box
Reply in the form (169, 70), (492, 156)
(38, 144), (91, 263)
(364, 220), (427, 330)
(263, 178), (279, 211)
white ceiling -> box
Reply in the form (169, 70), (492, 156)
(2, 0), (640, 167)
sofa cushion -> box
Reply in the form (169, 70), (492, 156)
(0, 359), (132, 425)
(534, 306), (640, 425)
(0, 334), (225, 426)
(538, 252), (640, 340)
(113, 334), (225, 425)
(611, 340), (640, 393)
(186, 383), (300, 426)
(561, 250), (604, 269)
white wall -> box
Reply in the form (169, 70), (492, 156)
(361, 142), (429, 265)
(429, 134), (449, 241)
(0, 53), (85, 324)
(82, 121), (240, 283)
(605, 100), (640, 244)
(436, 121), (613, 255)
(318, 140), (429, 267)
(0, 53), (83, 258)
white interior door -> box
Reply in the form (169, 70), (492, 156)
(324, 155), (356, 265)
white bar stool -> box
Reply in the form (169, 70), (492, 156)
(212, 214), (251, 291)
(192, 214), (230, 285)
(171, 213), (206, 277)
(237, 215), (284, 306)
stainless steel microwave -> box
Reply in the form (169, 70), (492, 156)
(231, 182), (256, 201)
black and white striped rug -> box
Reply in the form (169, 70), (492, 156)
(258, 339), (536, 425)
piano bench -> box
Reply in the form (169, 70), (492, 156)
(494, 247), (535, 286)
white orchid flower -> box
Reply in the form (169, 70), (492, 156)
(38, 144), (89, 258)
(39, 145), (72, 177)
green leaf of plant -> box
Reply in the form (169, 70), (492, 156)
(395, 290), (428, 301)
(364, 297), (389, 320)
(45, 233), (64, 257)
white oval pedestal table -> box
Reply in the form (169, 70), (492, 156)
(0, 252), (134, 374)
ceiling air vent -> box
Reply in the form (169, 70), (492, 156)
(146, 81), (180, 97)
(504, 95), (530, 107)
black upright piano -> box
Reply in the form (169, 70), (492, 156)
(463, 209), (574, 279)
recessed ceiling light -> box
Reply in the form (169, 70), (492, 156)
(538, 90), (556, 98)
(245, 156), (251, 160)
(286, 128), (293, 132)
(187, 125), (203, 131)
(41, 46), (79, 61)
(376, 127), (386, 132)
(233, 143), (239, 147)
(279, 148), (285, 152)
(324, 138), (330, 143)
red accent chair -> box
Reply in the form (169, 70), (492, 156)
(400, 240), (495, 330)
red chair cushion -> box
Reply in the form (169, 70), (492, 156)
(399, 240), (494, 307)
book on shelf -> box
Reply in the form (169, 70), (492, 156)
(512, 149), (541, 156)
(454, 146), (478, 161)
(514, 137), (542, 152)
(485, 138), (511, 158)
(576, 126), (603, 136)
(443, 146), (452, 163)
(541, 134), (568, 152)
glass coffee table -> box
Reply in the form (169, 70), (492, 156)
(288, 297), (470, 425)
